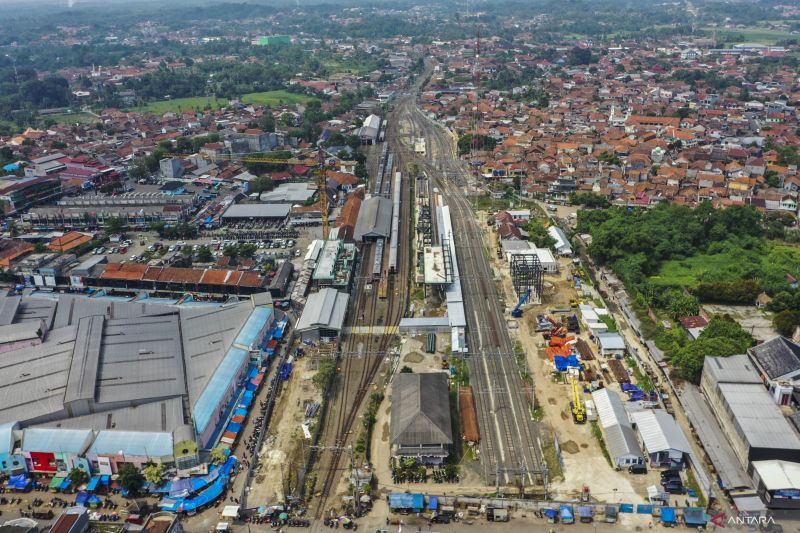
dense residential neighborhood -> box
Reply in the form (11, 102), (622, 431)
(0, 0), (799, 531)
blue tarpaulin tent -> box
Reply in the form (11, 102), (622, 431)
(76, 492), (89, 506)
(88, 494), (102, 506)
(559, 504), (574, 523)
(683, 507), (707, 526)
(553, 355), (582, 372)
(6, 474), (30, 490)
(86, 476), (100, 492)
(160, 457), (237, 513)
(59, 478), (72, 490)
(636, 504), (653, 514)
(234, 408), (248, 417)
(279, 363), (293, 381)
(619, 503), (634, 513)
(227, 422), (242, 433)
(428, 496), (439, 510)
(388, 493), (424, 511)
(100, 475), (110, 485)
(578, 506), (592, 520)
(660, 507), (676, 524)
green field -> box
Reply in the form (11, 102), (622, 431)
(130, 96), (229, 115)
(651, 244), (800, 288)
(703, 26), (795, 45)
(240, 90), (316, 106)
(44, 112), (99, 125)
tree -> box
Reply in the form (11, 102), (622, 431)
(774, 310), (800, 337)
(142, 462), (167, 485)
(34, 242), (48, 253)
(457, 134), (497, 156)
(249, 176), (274, 194)
(8, 222), (18, 237)
(68, 467), (89, 487)
(117, 464), (145, 495)
(239, 243), (257, 259)
(128, 158), (148, 181)
(658, 289), (700, 321)
(567, 47), (593, 65)
(222, 245), (239, 263)
(106, 216), (128, 235)
(764, 170), (781, 188)
(196, 245), (213, 262)
(210, 446), (228, 465)
(312, 358), (337, 390)
(525, 219), (557, 249)
(258, 113), (275, 133)
(399, 366), (413, 373)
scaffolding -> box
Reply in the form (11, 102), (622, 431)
(510, 254), (544, 303)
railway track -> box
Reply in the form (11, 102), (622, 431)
(396, 98), (545, 490)
(310, 138), (411, 522)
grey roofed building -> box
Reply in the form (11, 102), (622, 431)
(221, 203), (292, 220)
(260, 182), (317, 204)
(702, 353), (800, 469)
(702, 353), (761, 385)
(357, 114), (381, 144)
(0, 292), (273, 446)
(630, 410), (692, 468)
(592, 388), (643, 467)
(390, 372), (452, 464)
(353, 196), (392, 241)
(295, 288), (349, 343)
(747, 336), (800, 382)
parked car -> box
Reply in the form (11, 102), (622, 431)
(628, 464), (647, 475)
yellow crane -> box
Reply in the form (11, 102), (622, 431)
(167, 152), (331, 238)
(569, 372), (586, 424)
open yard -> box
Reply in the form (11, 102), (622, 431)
(240, 90), (316, 106)
(129, 96), (229, 115)
(703, 26), (795, 44)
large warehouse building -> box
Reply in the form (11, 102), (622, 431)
(701, 354), (800, 470)
(0, 291), (275, 473)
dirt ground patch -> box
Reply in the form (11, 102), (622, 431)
(248, 355), (320, 506)
(403, 351), (424, 364)
(561, 440), (580, 454)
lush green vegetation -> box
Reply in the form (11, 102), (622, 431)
(578, 202), (794, 380)
(241, 90), (317, 107)
(130, 96), (229, 115)
(703, 26), (795, 45)
(457, 134), (497, 155)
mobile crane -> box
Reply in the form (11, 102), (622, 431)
(168, 151), (332, 238)
(569, 371), (586, 424)
(511, 288), (532, 318)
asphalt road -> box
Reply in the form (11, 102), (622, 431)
(395, 97), (544, 490)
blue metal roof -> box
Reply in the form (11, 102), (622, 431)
(0, 422), (16, 455)
(388, 493), (424, 509)
(235, 306), (272, 350)
(193, 347), (249, 435)
(22, 428), (92, 454)
(88, 431), (173, 457)
(661, 507), (676, 523)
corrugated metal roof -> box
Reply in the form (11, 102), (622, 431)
(296, 288), (349, 333)
(193, 347), (249, 435)
(752, 460), (800, 491)
(717, 382), (800, 451)
(22, 428), (93, 454)
(631, 410), (692, 455)
(353, 196), (392, 241)
(391, 373), (452, 447)
(592, 388), (630, 429)
(89, 430), (173, 457)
